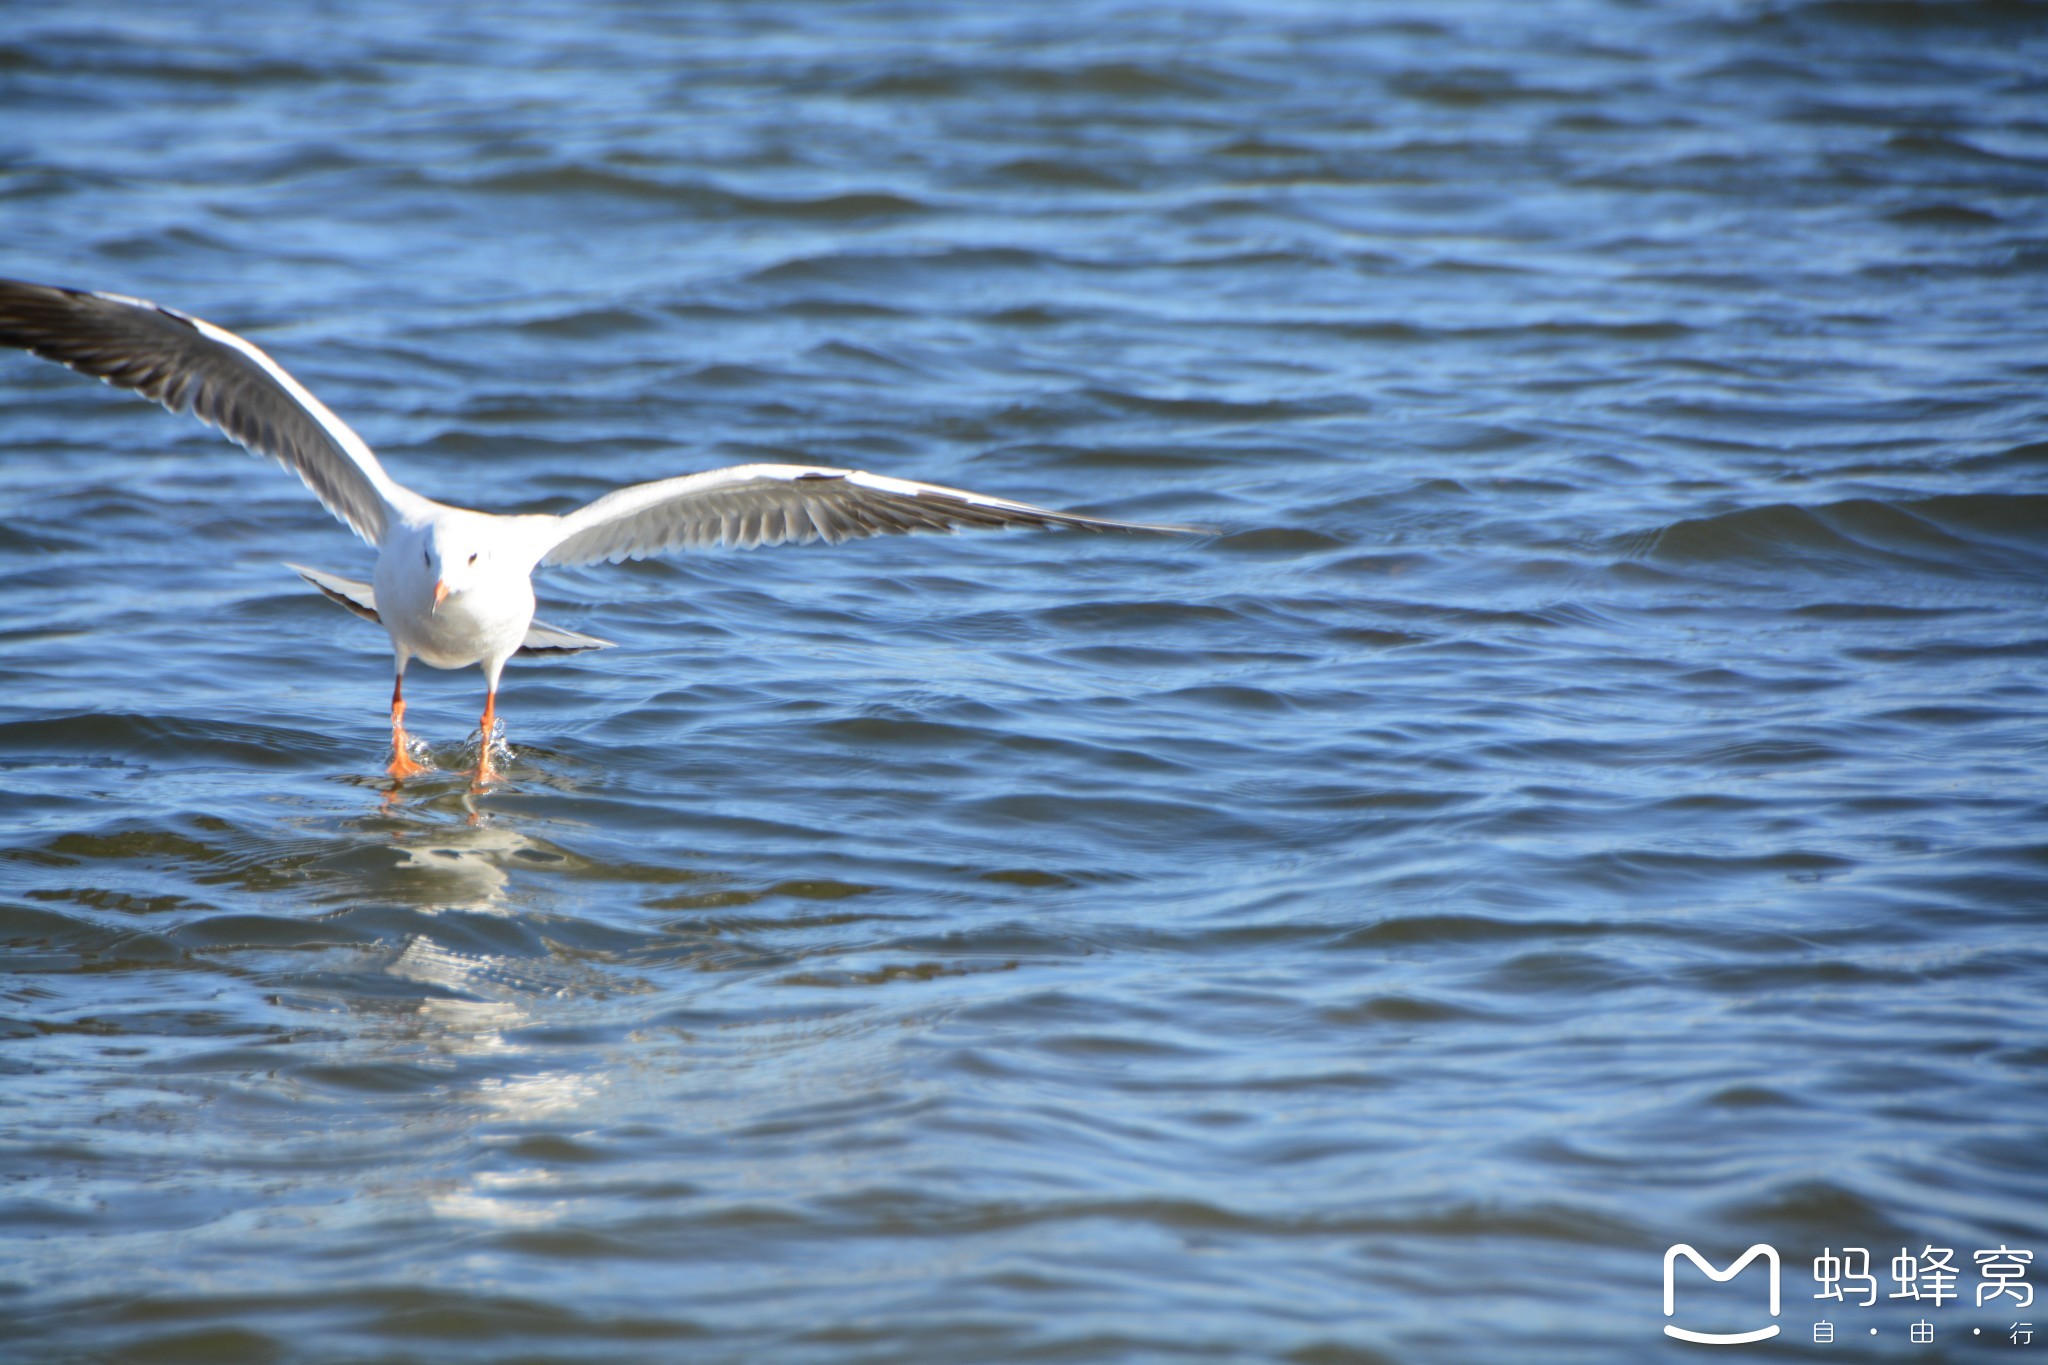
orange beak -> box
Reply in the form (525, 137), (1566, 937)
(433, 579), (449, 612)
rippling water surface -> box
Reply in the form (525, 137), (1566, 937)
(3, 3), (2046, 1360)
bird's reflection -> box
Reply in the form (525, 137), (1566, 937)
(335, 808), (628, 1228)
(383, 814), (532, 912)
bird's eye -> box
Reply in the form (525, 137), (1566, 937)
(468, 553), (478, 565)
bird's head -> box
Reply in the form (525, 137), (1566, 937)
(423, 524), (493, 611)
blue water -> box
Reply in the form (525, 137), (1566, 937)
(2, 2), (2046, 1360)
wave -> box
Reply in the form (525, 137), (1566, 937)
(1623, 494), (2048, 575)
(449, 165), (930, 221)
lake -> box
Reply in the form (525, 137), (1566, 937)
(2, 2), (2045, 1360)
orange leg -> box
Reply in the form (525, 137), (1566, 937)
(472, 687), (501, 789)
(387, 673), (431, 783)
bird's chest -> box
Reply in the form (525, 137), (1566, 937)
(418, 588), (532, 667)
(375, 559), (534, 669)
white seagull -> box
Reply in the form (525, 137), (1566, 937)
(0, 278), (1194, 789)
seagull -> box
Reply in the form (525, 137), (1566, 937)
(0, 278), (1194, 789)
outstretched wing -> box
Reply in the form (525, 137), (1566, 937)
(541, 463), (1199, 567)
(0, 278), (428, 546)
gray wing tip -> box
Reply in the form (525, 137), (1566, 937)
(520, 617), (616, 654)
(518, 642), (617, 656)
(285, 561), (382, 625)
(0, 275), (196, 330)
(1092, 517), (1213, 536)
(1045, 512), (1214, 537)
